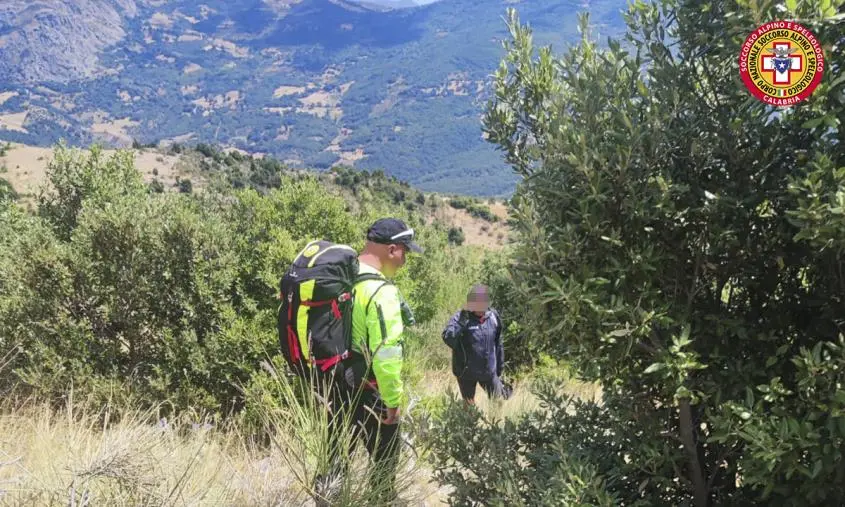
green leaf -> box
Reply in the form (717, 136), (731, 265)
(802, 116), (826, 129)
(785, 0), (797, 9)
(812, 460), (823, 478)
(644, 363), (665, 374)
(829, 73), (845, 90)
(819, 0), (832, 14)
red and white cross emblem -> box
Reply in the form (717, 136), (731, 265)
(761, 42), (803, 85)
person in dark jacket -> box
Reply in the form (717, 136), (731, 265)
(442, 284), (506, 404)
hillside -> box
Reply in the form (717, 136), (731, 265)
(0, 141), (510, 247)
(0, 0), (627, 196)
(2, 0), (844, 504)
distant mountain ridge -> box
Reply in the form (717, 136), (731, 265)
(0, 0), (627, 196)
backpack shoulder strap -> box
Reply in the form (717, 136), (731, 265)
(355, 272), (388, 284)
(354, 272), (393, 315)
(350, 273), (395, 357)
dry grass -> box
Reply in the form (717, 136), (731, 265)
(0, 378), (449, 506)
(203, 39), (249, 59)
(297, 90), (344, 120)
(0, 329), (592, 507)
(0, 92), (19, 105)
(0, 333), (584, 507)
(273, 86), (306, 98)
(90, 118), (139, 146)
(417, 367), (600, 422)
(149, 12), (174, 30)
(0, 339), (447, 505)
(177, 32), (203, 43)
(192, 91), (241, 111)
(0, 401), (303, 506)
(295, 106), (343, 120)
(428, 198), (510, 250)
(0, 143), (54, 196)
(183, 63), (203, 75)
(0, 112), (29, 133)
(263, 107), (293, 116)
(0, 144), (188, 198)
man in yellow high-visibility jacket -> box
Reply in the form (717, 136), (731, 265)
(341, 217), (422, 502)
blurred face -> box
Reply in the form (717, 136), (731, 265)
(464, 291), (490, 316)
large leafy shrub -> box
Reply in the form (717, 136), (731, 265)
(434, 0), (845, 504)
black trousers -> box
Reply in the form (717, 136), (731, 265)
(456, 374), (505, 401)
(320, 374), (402, 502)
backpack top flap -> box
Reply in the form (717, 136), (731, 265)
(287, 240), (359, 297)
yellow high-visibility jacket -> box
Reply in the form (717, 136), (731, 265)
(350, 262), (405, 408)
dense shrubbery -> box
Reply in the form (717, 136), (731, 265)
(427, 384), (618, 506)
(0, 145), (483, 420)
(329, 165), (433, 215)
(0, 177), (16, 202)
(432, 0), (845, 505)
(448, 196), (499, 222)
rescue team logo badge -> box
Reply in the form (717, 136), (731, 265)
(739, 21), (824, 107)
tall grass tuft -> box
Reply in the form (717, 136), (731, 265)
(249, 361), (428, 506)
(0, 359), (438, 506)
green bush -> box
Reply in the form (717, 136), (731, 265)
(399, 226), (482, 326)
(2, 189), (260, 414)
(0, 177), (17, 202)
(479, 249), (541, 371)
(0, 148), (355, 414)
(426, 383), (619, 506)
(177, 178), (193, 193)
(447, 226), (465, 246)
(37, 145), (147, 240)
(448, 197), (470, 210)
(466, 202), (499, 222)
(449, 196), (499, 222)
(479, 1), (845, 505)
(149, 179), (164, 193)
(195, 143), (217, 159)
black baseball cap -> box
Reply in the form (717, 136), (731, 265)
(367, 218), (424, 254)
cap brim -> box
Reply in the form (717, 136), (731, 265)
(406, 241), (424, 254)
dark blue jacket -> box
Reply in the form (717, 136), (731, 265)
(442, 308), (503, 380)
